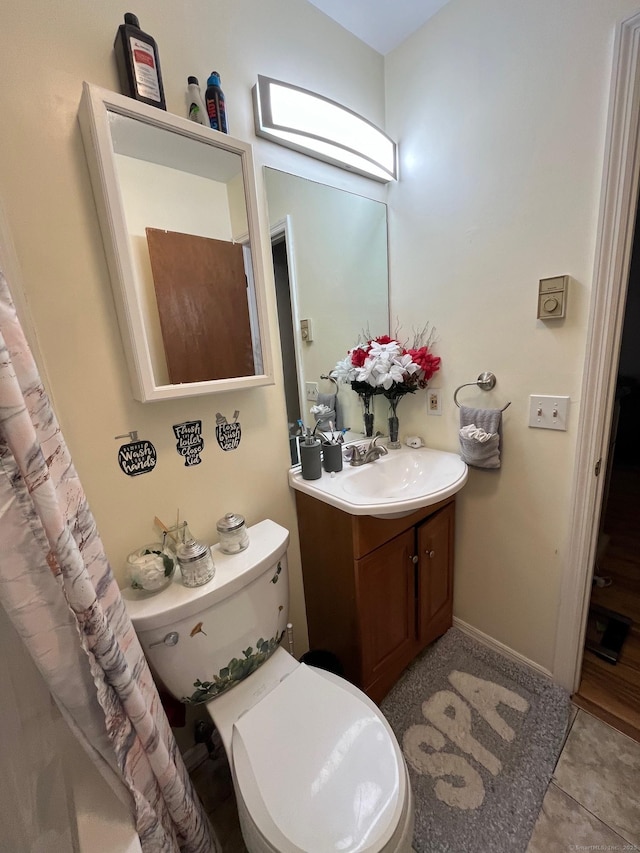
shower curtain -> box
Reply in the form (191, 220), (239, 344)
(0, 267), (217, 853)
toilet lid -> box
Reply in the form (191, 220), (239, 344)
(232, 664), (404, 853)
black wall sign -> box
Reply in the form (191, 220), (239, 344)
(173, 420), (204, 466)
(117, 439), (157, 476)
(215, 411), (241, 451)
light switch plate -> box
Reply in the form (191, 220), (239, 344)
(528, 395), (570, 430)
(300, 318), (313, 342)
(305, 381), (319, 402)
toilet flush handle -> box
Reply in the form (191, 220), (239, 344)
(149, 631), (179, 648)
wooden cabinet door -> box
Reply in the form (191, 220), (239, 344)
(416, 502), (455, 651)
(356, 528), (417, 701)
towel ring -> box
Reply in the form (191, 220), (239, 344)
(320, 373), (339, 390)
(454, 372), (511, 411)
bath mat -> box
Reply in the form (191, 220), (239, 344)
(381, 628), (570, 853)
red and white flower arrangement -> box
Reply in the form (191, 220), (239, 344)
(331, 327), (441, 404)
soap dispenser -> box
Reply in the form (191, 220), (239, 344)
(299, 429), (322, 480)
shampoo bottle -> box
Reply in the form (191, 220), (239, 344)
(300, 429), (322, 481)
(187, 76), (208, 126)
(114, 13), (166, 110)
(205, 71), (228, 133)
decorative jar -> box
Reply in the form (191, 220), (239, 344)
(126, 543), (176, 592)
(216, 512), (249, 554)
(177, 536), (215, 588)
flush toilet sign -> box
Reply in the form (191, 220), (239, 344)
(173, 420), (204, 466)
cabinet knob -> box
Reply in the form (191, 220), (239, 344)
(410, 555), (419, 564)
(425, 550), (435, 558)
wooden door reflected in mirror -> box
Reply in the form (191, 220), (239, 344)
(146, 228), (255, 383)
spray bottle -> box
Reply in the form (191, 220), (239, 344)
(186, 76), (208, 126)
(205, 71), (228, 133)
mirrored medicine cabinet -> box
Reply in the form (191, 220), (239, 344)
(78, 82), (273, 402)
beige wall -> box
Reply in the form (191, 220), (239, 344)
(385, 0), (640, 672)
(0, 0), (386, 658)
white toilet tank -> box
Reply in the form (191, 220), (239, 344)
(122, 520), (290, 705)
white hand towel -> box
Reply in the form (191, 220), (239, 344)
(459, 424), (495, 443)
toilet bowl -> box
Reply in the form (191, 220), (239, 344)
(123, 520), (414, 853)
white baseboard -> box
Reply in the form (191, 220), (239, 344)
(453, 618), (554, 681)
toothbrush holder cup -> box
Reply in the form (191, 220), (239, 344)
(322, 441), (343, 473)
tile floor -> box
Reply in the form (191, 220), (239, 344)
(192, 705), (640, 852)
(527, 706), (640, 853)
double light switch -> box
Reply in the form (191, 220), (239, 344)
(528, 395), (570, 430)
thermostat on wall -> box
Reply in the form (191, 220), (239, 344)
(537, 275), (568, 319)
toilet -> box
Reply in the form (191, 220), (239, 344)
(123, 519), (414, 853)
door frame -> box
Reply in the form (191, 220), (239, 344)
(270, 216), (306, 428)
(554, 10), (640, 690)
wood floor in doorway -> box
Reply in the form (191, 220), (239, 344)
(574, 463), (640, 743)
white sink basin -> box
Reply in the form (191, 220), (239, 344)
(289, 445), (468, 517)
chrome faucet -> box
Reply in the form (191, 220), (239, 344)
(349, 433), (388, 466)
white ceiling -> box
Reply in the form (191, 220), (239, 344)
(305, 0), (449, 55)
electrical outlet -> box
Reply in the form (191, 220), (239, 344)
(305, 382), (319, 402)
(427, 389), (442, 415)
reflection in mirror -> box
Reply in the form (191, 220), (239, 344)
(110, 111), (261, 385)
(263, 169), (390, 462)
(79, 83), (273, 401)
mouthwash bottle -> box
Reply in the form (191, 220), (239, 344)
(114, 13), (166, 110)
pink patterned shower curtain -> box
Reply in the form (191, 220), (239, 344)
(0, 268), (217, 853)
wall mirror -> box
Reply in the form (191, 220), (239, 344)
(263, 168), (390, 462)
(79, 82), (273, 402)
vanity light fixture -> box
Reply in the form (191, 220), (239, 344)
(253, 75), (397, 183)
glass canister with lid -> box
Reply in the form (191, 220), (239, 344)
(176, 535), (215, 587)
(216, 512), (249, 554)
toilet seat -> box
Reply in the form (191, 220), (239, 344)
(231, 663), (405, 853)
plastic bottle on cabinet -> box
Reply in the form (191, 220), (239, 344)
(205, 71), (228, 133)
(186, 76), (208, 126)
(113, 13), (166, 110)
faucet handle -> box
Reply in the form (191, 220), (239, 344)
(368, 432), (388, 455)
(348, 444), (366, 466)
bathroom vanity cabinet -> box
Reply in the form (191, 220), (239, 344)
(295, 493), (455, 704)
